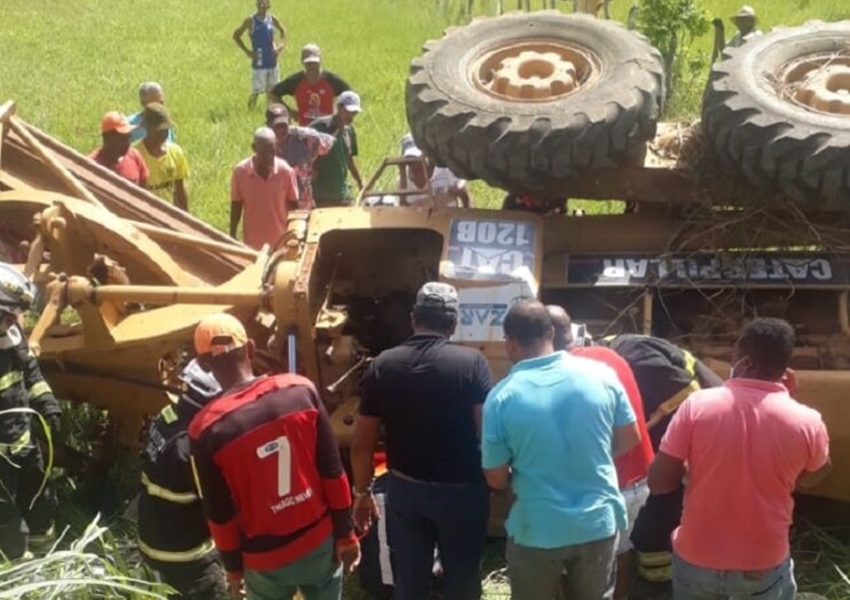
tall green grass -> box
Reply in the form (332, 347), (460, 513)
(2, 0), (849, 218)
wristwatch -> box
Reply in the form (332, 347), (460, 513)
(352, 483), (373, 498)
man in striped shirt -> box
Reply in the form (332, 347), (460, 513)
(189, 313), (359, 600)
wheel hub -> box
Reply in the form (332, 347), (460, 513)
(490, 51), (578, 100)
(781, 52), (850, 117)
(794, 65), (850, 115)
(473, 40), (599, 102)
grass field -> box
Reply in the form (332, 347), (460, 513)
(3, 0), (850, 224)
(4, 1), (850, 598)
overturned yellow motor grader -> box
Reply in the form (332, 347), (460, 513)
(2, 14), (850, 507)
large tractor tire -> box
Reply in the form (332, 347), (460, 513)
(703, 21), (850, 209)
(406, 12), (665, 193)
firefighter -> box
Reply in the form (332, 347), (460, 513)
(0, 262), (61, 559)
(137, 359), (228, 600)
(597, 334), (724, 585)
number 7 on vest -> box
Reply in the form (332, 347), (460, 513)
(257, 436), (292, 497)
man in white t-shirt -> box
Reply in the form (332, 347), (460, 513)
(400, 134), (471, 208)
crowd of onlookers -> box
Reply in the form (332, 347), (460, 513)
(127, 287), (831, 600)
(86, 0), (476, 255)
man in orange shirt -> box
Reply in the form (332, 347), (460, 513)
(89, 112), (148, 188)
(548, 305), (654, 600)
(649, 318), (831, 600)
(230, 127), (299, 250)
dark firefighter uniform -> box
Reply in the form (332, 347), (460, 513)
(0, 263), (61, 560)
(138, 360), (228, 600)
(599, 334), (724, 584)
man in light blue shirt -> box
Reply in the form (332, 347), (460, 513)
(482, 301), (640, 600)
(128, 82), (175, 144)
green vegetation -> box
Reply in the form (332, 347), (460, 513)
(0, 515), (171, 599)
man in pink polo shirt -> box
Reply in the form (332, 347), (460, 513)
(648, 317), (831, 600)
(230, 127), (299, 250)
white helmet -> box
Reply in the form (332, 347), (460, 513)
(0, 263), (34, 315)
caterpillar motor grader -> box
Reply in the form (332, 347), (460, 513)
(2, 12), (850, 508)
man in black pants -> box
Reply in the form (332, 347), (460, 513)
(351, 282), (493, 600)
(0, 263), (61, 560)
(137, 360), (228, 600)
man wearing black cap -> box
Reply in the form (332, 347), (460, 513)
(351, 282), (492, 600)
(135, 103), (190, 211)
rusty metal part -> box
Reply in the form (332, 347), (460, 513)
(784, 53), (850, 116)
(325, 356), (371, 394)
(9, 116), (104, 208)
(473, 39), (599, 102)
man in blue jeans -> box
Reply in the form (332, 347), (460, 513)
(351, 282), (492, 600)
(482, 301), (640, 600)
(648, 318), (831, 600)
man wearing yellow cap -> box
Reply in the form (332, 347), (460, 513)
(188, 313), (360, 600)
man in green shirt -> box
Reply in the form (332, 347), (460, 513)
(308, 91), (363, 207)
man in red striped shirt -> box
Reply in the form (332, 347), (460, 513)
(188, 313), (359, 600)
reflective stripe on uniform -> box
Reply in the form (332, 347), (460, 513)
(646, 349), (701, 430)
(0, 370), (23, 393)
(0, 429), (31, 455)
(138, 537), (216, 563)
(637, 550), (672, 582)
(141, 471), (199, 504)
(161, 405), (178, 425)
(27, 381), (52, 398)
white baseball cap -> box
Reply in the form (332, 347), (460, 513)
(338, 91), (362, 113)
(401, 133), (423, 157)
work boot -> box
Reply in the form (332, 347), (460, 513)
(27, 523), (56, 555)
(0, 514), (27, 560)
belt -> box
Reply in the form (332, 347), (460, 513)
(0, 429), (31, 456)
(390, 469), (479, 488)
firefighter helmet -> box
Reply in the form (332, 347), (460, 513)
(0, 263), (34, 315)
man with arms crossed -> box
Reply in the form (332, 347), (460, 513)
(649, 317), (830, 600)
(482, 301), (639, 600)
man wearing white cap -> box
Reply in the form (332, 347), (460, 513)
(728, 5), (761, 47)
(308, 91), (364, 207)
(400, 133), (471, 209)
(270, 44), (351, 126)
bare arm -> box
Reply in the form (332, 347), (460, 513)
(229, 202), (242, 239)
(473, 404), (483, 437)
(456, 186), (472, 208)
(351, 415), (380, 494)
(797, 458), (832, 490)
(483, 464), (510, 491)
(272, 15), (287, 53)
(648, 451), (686, 495)
(174, 179), (188, 212)
(232, 18), (253, 58)
(350, 415), (381, 534)
(348, 156), (363, 190)
(612, 422), (640, 457)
